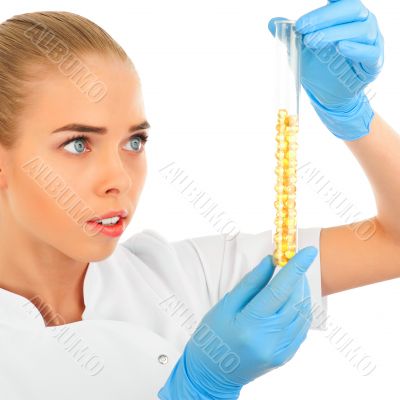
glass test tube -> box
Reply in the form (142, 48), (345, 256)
(272, 20), (301, 268)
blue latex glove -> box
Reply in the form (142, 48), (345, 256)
(158, 246), (318, 400)
(269, 0), (384, 141)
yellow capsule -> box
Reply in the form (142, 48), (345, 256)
(274, 184), (284, 193)
(277, 142), (288, 151)
(286, 199), (296, 208)
(287, 214), (297, 222)
(274, 222), (284, 231)
(276, 193), (288, 202)
(273, 247), (285, 256)
(274, 200), (284, 210)
(276, 210), (287, 219)
(275, 151), (285, 160)
(280, 241), (289, 252)
(275, 166), (285, 176)
(278, 109), (288, 118)
(285, 185), (296, 194)
(289, 142), (299, 151)
(286, 126), (299, 135)
(286, 230), (296, 238)
(276, 178), (285, 187)
(274, 232), (284, 241)
(275, 125), (286, 133)
(281, 158), (289, 168)
(275, 228), (285, 236)
(278, 258), (288, 267)
(287, 212), (297, 220)
(285, 250), (296, 259)
(272, 256), (282, 267)
(286, 234), (296, 243)
(286, 224), (297, 233)
(287, 117), (299, 126)
(274, 243), (285, 251)
(285, 115), (298, 126)
(287, 242), (297, 251)
(286, 150), (296, 159)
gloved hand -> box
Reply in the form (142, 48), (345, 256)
(158, 246), (318, 400)
(268, 0), (384, 141)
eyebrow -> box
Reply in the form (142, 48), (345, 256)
(51, 120), (151, 135)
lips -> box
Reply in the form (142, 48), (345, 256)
(88, 209), (128, 222)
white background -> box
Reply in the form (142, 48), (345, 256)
(2, 1), (399, 399)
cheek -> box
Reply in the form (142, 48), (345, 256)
(8, 162), (67, 234)
(7, 155), (88, 243)
(134, 158), (147, 192)
(126, 160), (147, 210)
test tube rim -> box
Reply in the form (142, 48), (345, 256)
(273, 19), (296, 24)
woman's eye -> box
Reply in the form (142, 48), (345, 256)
(124, 135), (148, 153)
(63, 136), (89, 155)
(61, 134), (148, 155)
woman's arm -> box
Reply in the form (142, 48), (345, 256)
(321, 112), (400, 296)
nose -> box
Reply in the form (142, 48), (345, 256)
(94, 150), (133, 197)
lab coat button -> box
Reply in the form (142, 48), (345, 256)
(158, 354), (168, 365)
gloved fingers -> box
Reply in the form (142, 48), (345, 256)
(266, 276), (310, 327)
(278, 302), (312, 351)
(224, 255), (276, 314)
(302, 13), (378, 50)
(272, 313), (312, 366)
(238, 247), (318, 319)
(296, 0), (369, 35)
(337, 33), (384, 74)
(276, 274), (311, 317)
(235, 276), (304, 331)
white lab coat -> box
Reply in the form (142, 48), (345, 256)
(0, 227), (327, 399)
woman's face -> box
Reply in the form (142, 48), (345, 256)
(0, 54), (148, 262)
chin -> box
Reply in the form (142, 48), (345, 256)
(68, 239), (117, 263)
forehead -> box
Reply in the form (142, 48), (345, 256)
(19, 54), (145, 128)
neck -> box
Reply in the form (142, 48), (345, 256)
(0, 210), (89, 326)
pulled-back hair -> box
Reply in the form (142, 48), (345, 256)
(0, 11), (133, 148)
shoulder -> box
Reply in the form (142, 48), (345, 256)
(117, 228), (205, 286)
(119, 228), (185, 268)
(120, 228), (170, 250)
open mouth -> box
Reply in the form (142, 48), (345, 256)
(85, 209), (128, 237)
(86, 214), (128, 238)
(94, 216), (121, 226)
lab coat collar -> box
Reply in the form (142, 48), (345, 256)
(0, 259), (99, 329)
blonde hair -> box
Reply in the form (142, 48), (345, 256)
(0, 11), (133, 149)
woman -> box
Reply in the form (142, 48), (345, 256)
(0, 1), (397, 399)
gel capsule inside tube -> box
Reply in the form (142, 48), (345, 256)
(271, 20), (301, 267)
